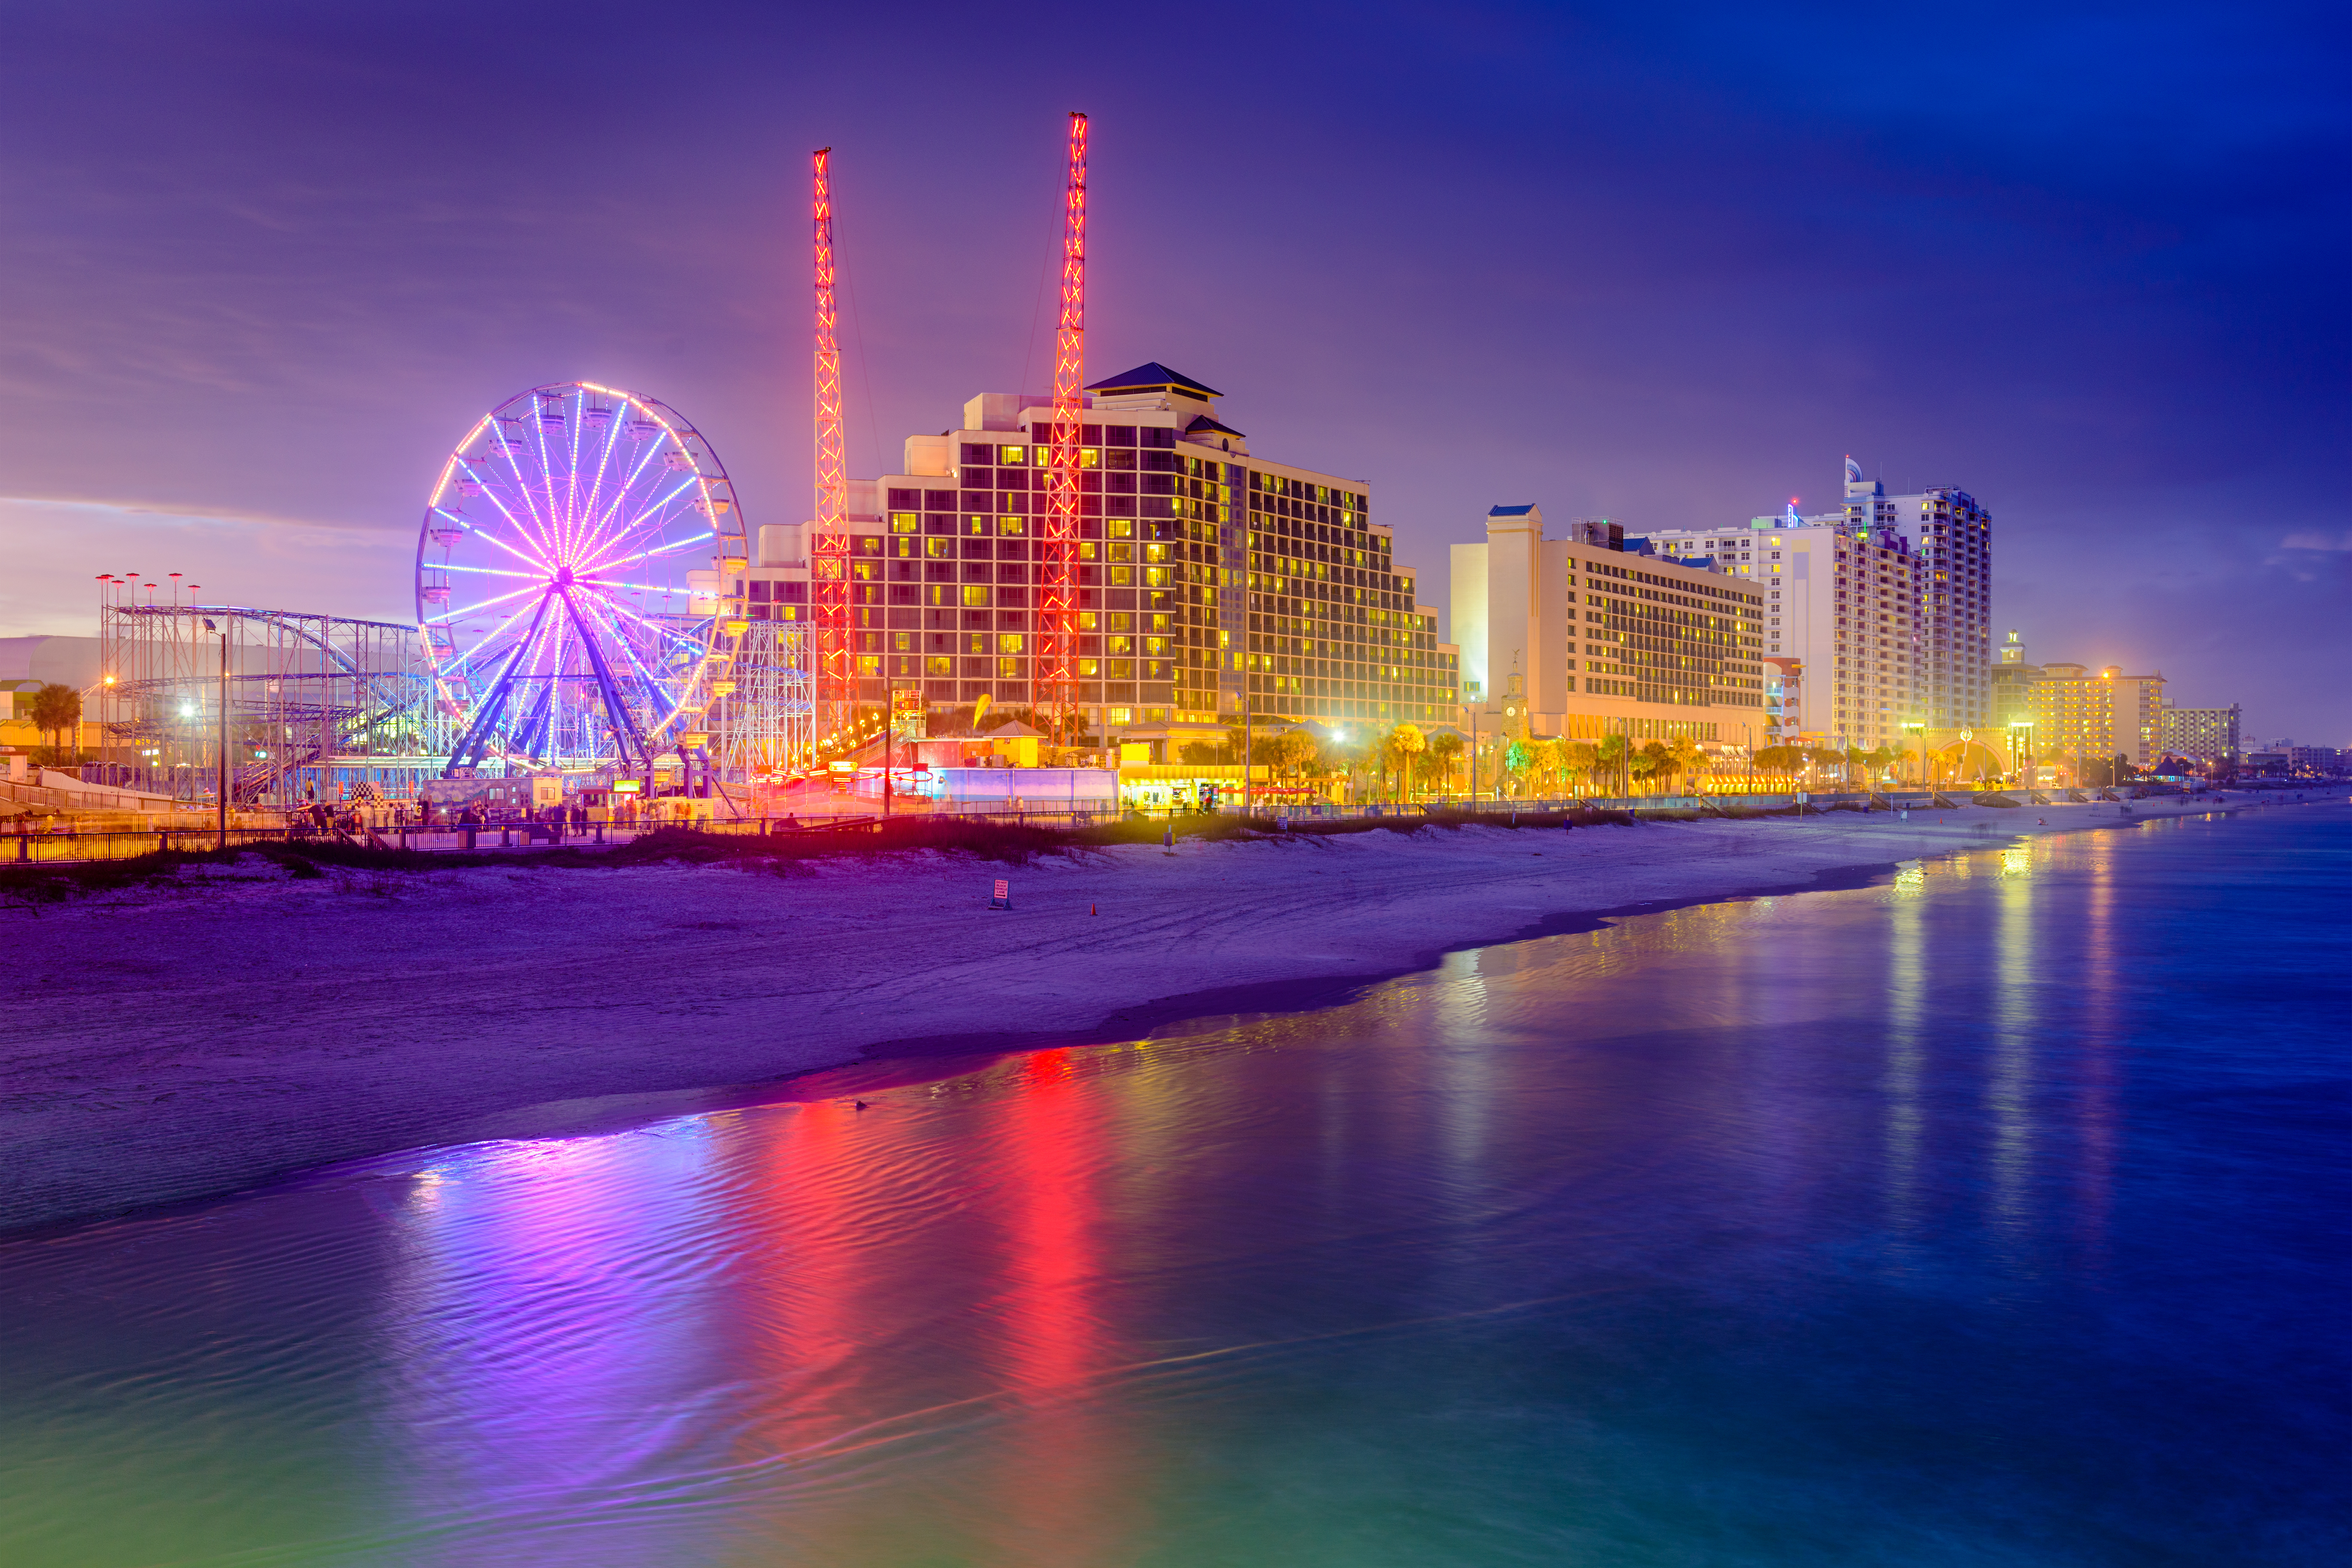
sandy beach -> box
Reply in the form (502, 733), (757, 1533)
(0, 795), (2270, 1232)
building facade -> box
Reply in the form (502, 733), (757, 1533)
(1450, 505), (1767, 745)
(737, 363), (1455, 735)
(1841, 462), (1993, 729)
(2029, 663), (2167, 771)
(1649, 457), (1992, 734)
(2157, 702), (2241, 764)
(1645, 513), (1923, 748)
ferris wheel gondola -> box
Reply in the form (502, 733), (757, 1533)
(414, 381), (748, 777)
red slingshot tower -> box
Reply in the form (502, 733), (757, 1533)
(1036, 111), (1088, 743)
(810, 148), (851, 747)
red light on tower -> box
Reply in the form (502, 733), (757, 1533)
(810, 148), (850, 740)
(1037, 111), (1088, 742)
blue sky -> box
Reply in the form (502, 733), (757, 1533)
(1, 0), (2343, 738)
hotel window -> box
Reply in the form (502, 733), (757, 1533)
(925, 656), (953, 676)
(961, 586), (991, 607)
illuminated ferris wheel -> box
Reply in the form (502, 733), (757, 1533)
(416, 381), (747, 776)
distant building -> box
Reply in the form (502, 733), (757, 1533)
(1989, 629), (2040, 733)
(1450, 505), (1769, 745)
(2031, 663), (2167, 771)
(0, 635), (102, 691)
(2157, 702), (2241, 765)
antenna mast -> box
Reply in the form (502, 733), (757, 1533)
(811, 148), (850, 750)
(1038, 112), (1088, 745)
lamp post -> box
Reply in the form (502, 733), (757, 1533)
(202, 616), (227, 850)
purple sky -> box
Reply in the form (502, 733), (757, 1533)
(3, 2), (2345, 740)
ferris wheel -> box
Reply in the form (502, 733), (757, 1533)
(416, 381), (747, 776)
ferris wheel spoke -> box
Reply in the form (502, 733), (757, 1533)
(580, 475), (702, 569)
(569, 595), (673, 705)
(439, 580), (544, 626)
(467, 471), (561, 563)
(455, 521), (556, 576)
(575, 402), (631, 554)
(439, 562), (545, 582)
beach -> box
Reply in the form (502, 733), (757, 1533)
(0, 795), (2271, 1232)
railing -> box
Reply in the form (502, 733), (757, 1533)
(10, 788), (2202, 866)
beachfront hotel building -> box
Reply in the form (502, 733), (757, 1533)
(1646, 512), (1925, 749)
(2157, 702), (2241, 765)
(739, 363), (1455, 737)
(1652, 457), (1993, 735)
(1448, 506), (1768, 746)
(2029, 663), (2167, 770)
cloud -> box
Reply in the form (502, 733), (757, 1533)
(2279, 529), (2352, 552)
(0, 496), (415, 636)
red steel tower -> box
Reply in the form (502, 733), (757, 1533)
(810, 147), (850, 744)
(1036, 111), (1088, 741)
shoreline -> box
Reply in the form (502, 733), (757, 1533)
(0, 795), (2306, 1234)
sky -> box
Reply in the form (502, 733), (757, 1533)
(2, 0), (2345, 740)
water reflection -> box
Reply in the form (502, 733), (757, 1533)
(2, 813), (2344, 1566)
(1988, 831), (2039, 1255)
(1886, 863), (1927, 1243)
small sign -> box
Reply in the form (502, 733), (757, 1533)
(989, 878), (1011, 910)
(610, 778), (643, 795)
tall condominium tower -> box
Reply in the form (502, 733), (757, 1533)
(1649, 457), (1993, 739)
(1839, 459), (1992, 728)
(735, 363), (1455, 735)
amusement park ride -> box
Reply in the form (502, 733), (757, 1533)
(414, 380), (755, 784)
(92, 117), (1091, 803)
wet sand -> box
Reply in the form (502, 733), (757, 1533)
(0, 795), (2259, 1230)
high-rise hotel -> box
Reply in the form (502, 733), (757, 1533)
(735, 363), (1455, 734)
(1449, 506), (1770, 745)
(1646, 457), (1994, 746)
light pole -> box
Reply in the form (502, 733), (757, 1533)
(203, 616), (227, 850)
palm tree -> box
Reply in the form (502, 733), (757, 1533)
(1595, 733), (1631, 799)
(1383, 724), (1425, 800)
(1564, 740), (1599, 797)
(1636, 739), (1672, 795)
(1668, 735), (1706, 797)
(1426, 730), (1464, 797)
(28, 682), (81, 766)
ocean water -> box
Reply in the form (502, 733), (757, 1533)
(2, 806), (2345, 1566)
